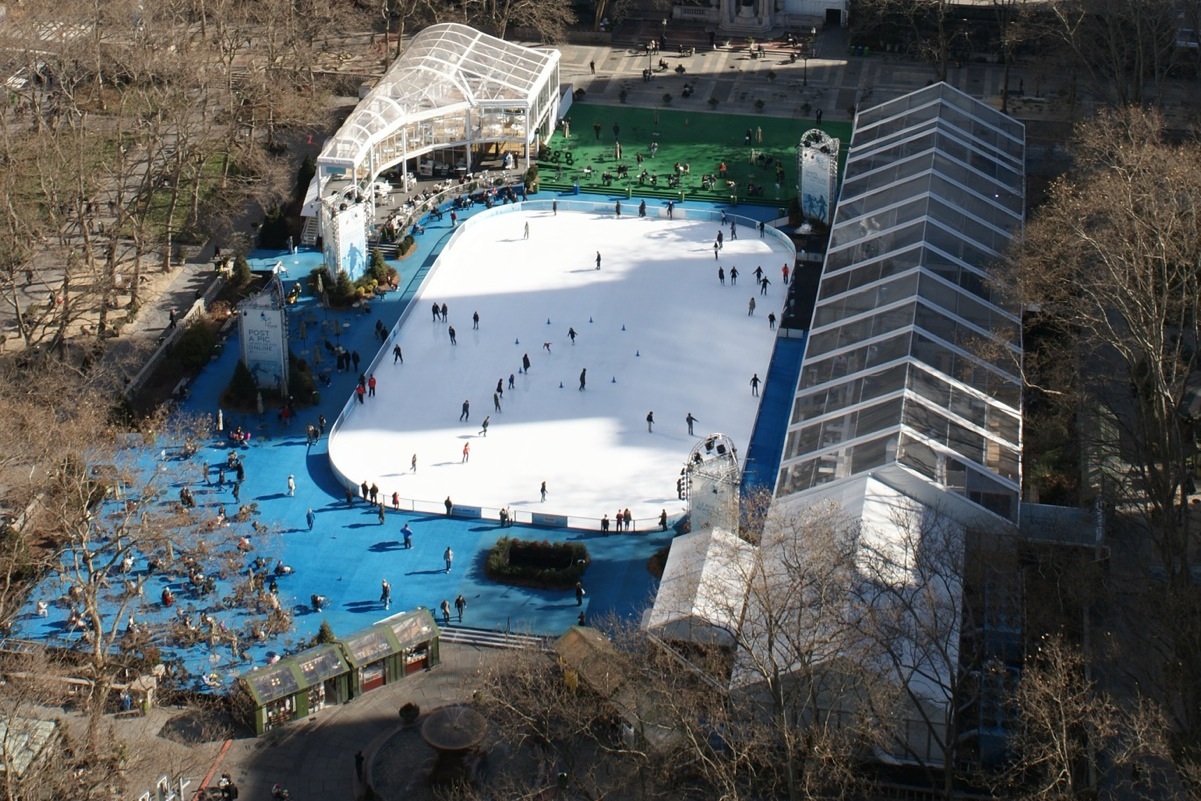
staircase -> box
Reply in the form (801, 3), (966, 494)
(300, 215), (319, 247)
(437, 623), (551, 651)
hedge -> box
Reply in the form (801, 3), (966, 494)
(485, 537), (590, 590)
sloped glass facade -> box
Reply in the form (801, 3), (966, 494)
(777, 84), (1024, 522)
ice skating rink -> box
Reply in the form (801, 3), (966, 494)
(328, 205), (792, 523)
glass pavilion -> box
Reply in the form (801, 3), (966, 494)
(316, 23), (561, 189)
(777, 83), (1025, 524)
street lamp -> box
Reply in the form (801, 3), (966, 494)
(801, 53), (809, 86)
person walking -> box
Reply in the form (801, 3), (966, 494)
(589, 60), (595, 74)
(287, 475), (296, 496)
(595, 251), (601, 270)
(579, 369), (587, 391)
(686, 412), (698, 435)
(479, 416), (490, 437)
(445, 496), (453, 515)
(440, 598), (452, 624)
(575, 581), (586, 606)
(540, 481), (548, 502)
(454, 594), (467, 622)
(380, 579), (392, 610)
(750, 373), (761, 396)
(748, 297), (756, 315)
(460, 399), (470, 421)
(659, 509), (668, 530)
(392, 343), (403, 364)
(462, 442), (470, 462)
(402, 522), (413, 548)
(646, 410), (655, 433)
(392, 491), (400, 510)
(601, 514), (610, 535)
(443, 546), (454, 573)
(306, 508), (315, 531)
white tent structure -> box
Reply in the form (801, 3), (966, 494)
(644, 528), (755, 649)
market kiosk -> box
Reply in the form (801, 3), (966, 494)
(339, 608), (440, 695)
(237, 644), (350, 734)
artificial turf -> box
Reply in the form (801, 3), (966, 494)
(535, 101), (852, 207)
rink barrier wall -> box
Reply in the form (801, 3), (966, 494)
(327, 198), (793, 530)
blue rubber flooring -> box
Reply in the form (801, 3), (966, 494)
(742, 333), (806, 493)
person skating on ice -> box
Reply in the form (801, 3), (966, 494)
(595, 251), (601, 270)
(750, 373), (761, 396)
(646, 411), (654, 432)
(579, 369), (586, 390)
(460, 399), (470, 421)
(686, 412), (698, 435)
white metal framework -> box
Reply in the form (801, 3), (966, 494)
(316, 23), (561, 186)
(777, 82), (1025, 524)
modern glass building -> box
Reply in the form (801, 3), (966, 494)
(776, 82), (1024, 525)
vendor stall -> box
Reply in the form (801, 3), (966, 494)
(237, 644), (350, 734)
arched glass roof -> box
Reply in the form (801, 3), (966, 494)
(319, 23), (560, 170)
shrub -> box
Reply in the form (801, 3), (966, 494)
(398, 235), (416, 257)
(232, 255), (253, 287)
(171, 322), (218, 371)
(485, 537), (590, 590)
(223, 360), (260, 408)
(315, 620), (336, 644)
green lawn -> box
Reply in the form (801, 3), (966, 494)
(536, 102), (851, 207)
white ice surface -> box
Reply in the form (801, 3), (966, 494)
(328, 207), (790, 523)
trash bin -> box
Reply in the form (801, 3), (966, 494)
(573, 182), (580, 195)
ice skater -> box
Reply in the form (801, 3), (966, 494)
(540, 481), (548, 502)
(568, 327), (577, 344)
(496, 378), (504, 398)
(411, 454), (417, 473)
(392, 344), (403, 363)
(714, 242), (720, 261)
(750, 373), (761, 396)
(718, 266), (725, 285)
(730, 220), (737, 239)
(509, 373), (516, 389)
(449, 326), (457, 345)
(579, 368), (586, 390)
(473, 311), (480, 329)
(716, 230), (723, 250)
(748, 297), (756, 315)
(552, 199), (558, 215)
(523, 221), (530, 240)
(543, 341), (552, 353)
(760, 276), (770, 295)
(768, 312), (777, 330)
(595, 251), (602, 270)
(615, 200), (622, 217)
(479, 416), (490, 436)
(522, 353), (531, 372)
(494, 392), (502, 412)
(462, 442), (470, 462)
(782, 263), (790, 284)
(460, 399), (470, 421)
(730, 266), (738, 285)
(686, 412), (698, 435)
(646, 410), (655, 432)
(753, 265), (764, 283)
